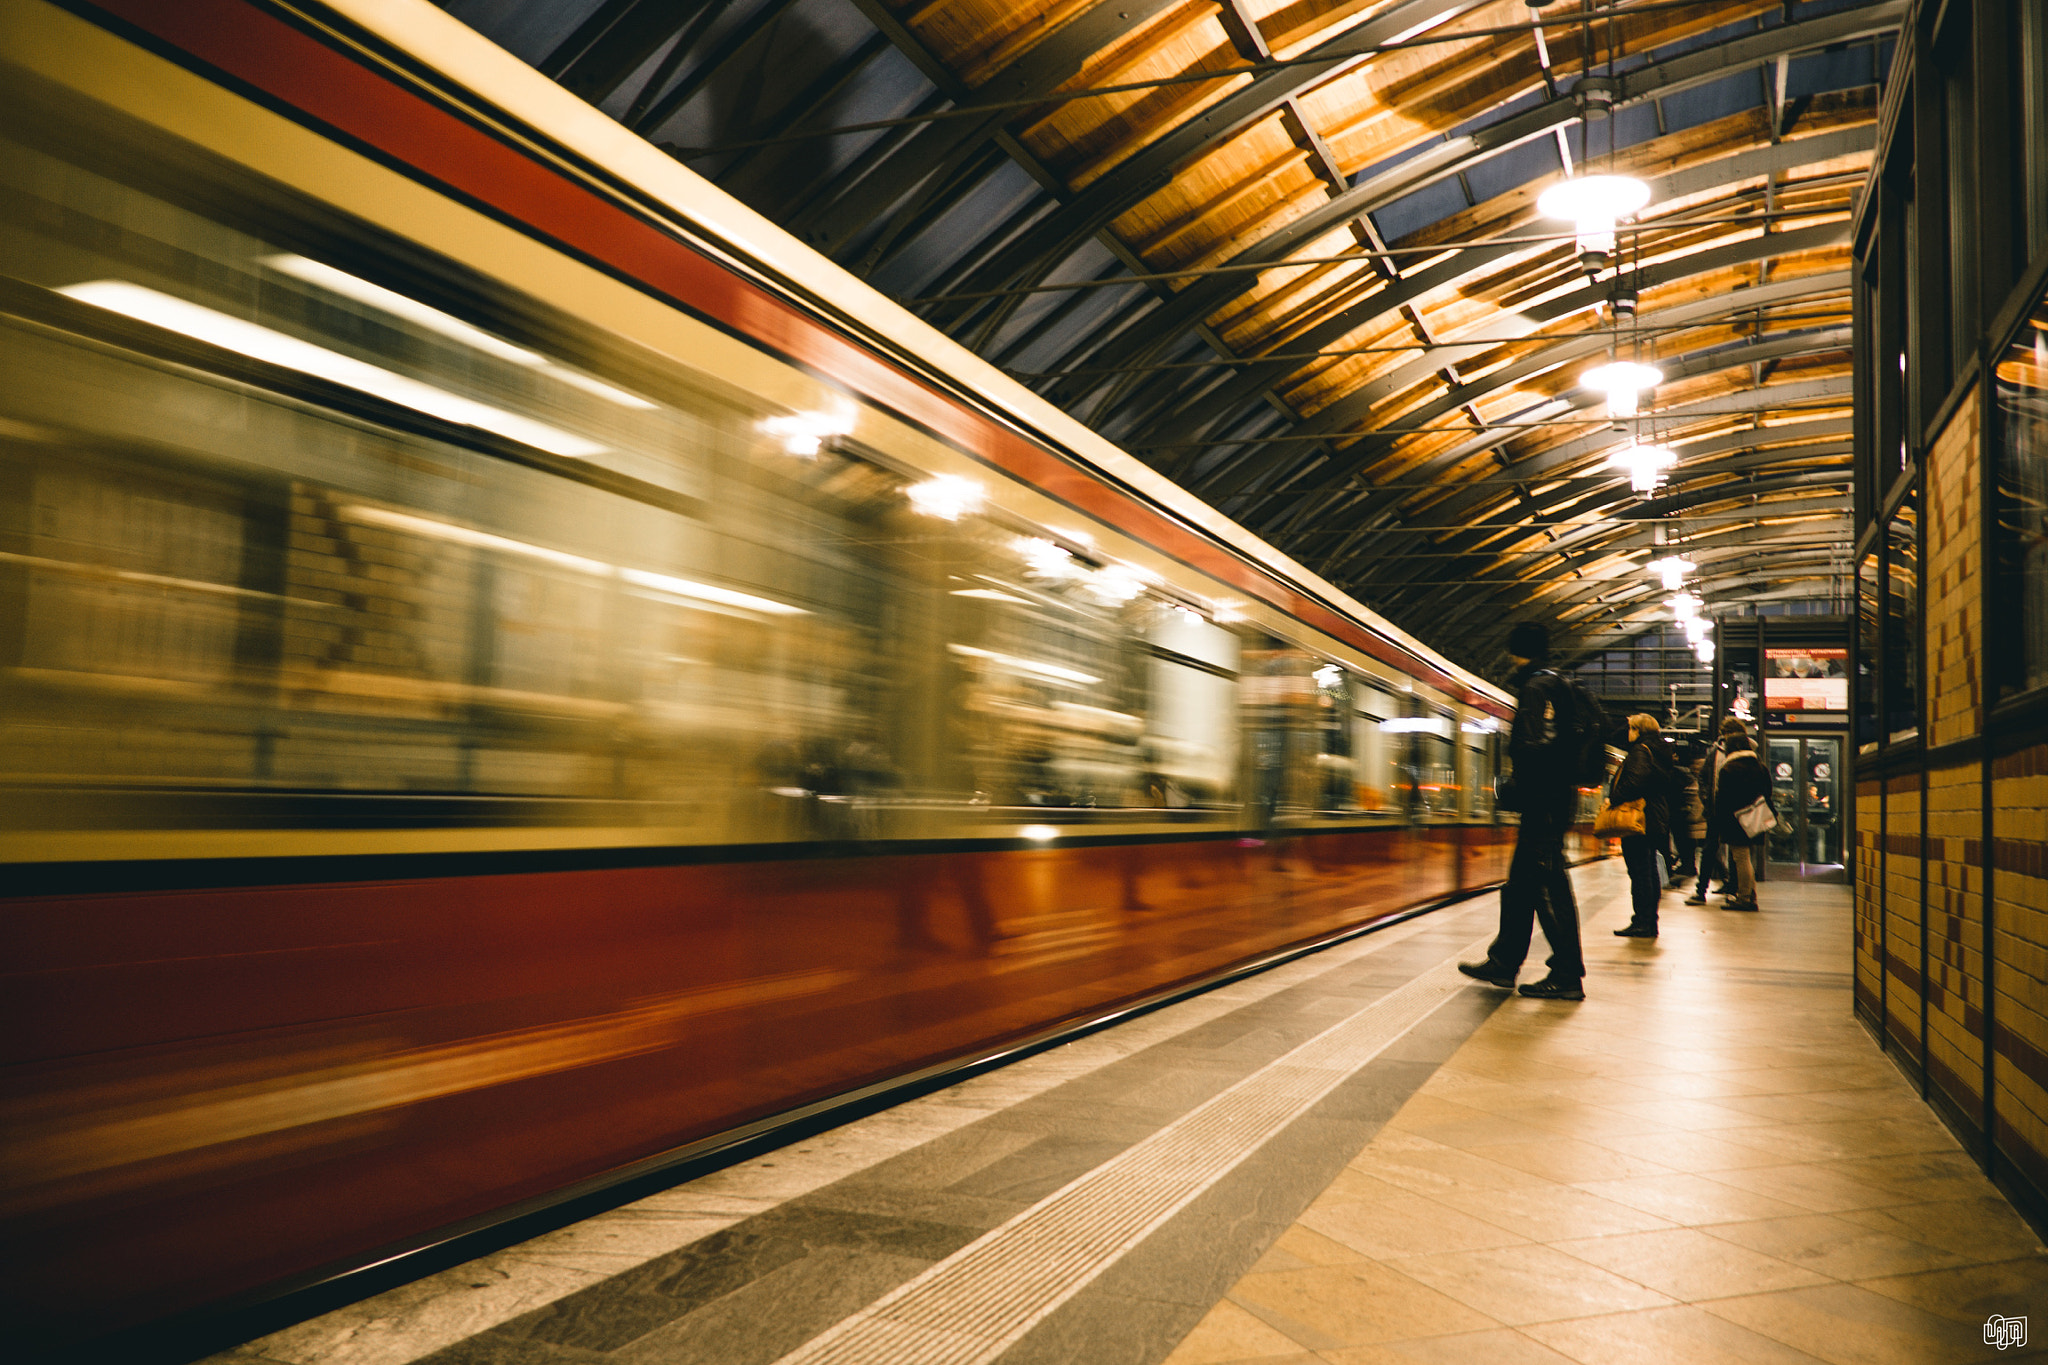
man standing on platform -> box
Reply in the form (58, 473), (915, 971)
(1461, 621), (1586, 1000)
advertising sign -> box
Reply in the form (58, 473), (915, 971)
(1765, 647), (1849, 712)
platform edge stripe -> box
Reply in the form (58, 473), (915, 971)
(769, 946), (1486, 1365)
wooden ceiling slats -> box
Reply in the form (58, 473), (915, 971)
(857, 0), (1892, 665)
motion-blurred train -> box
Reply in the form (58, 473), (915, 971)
(0, 0), (1545, 1353)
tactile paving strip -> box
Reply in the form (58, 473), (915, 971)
(771, 940), (1491, 1365)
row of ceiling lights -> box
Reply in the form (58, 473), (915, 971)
(1538, 167), (1715, 670)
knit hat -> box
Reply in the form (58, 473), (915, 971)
(1505, 621), (1550, 661)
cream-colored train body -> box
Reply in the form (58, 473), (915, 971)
(0, 0), (1509, 864)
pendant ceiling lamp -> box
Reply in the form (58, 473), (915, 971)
(1537, 174), (1650, 275)
(1607, 440), (1674, 494)
(1645, 555), (1695, 591)
(1583, 360), (1663, 422)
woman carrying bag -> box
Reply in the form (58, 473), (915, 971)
(1602, 713), (1677, 937)
(1710, 734), (1772, 911)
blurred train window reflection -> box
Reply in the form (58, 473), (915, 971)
(0, 120), (1324, 847)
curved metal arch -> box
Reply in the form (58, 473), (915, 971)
(921, 0), (1494, 335)
(1211, 230), (1852, 520)
(787, 0), (1188, 255)
(1376, 491), (1859, 634)
(1364, 434), (1855, 604)
(1303, 361), (1855, 592)
(930, 1), (1901, 345)
(1377, 477), (1851, 639)
(1309, 372), (1855, 582)
(1487, 527), (1854, 624)
(1102, 128), (1874, 443)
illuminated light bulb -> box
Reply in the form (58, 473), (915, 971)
(1015, 536), (1078, 580)
(1021, 824), (1059, 842)
(1696, 639), (1716, 665)
(762, 403), (855, 456)
(1646, 555), (1695, 591)
(1313, 663), (1343, 688)
(1087, 562), (1152, 606)
(1671, 591), (1701, 623)
(1606, 440), (1675, 495)
(1684, 615), (1710, 646)
(907, 475), (984, 521)
(1537, 174), (1651, 274)
(1582, 361), (1663, 422)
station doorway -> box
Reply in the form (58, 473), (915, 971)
(1764, 733), (1847, 883)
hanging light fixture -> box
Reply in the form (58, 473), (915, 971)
(1607, 440), (1675, 495)
(1537, 174), (1651, 276)
(1696, 639), (1716, 665)
(1670, 590), (1701, 623)
(1645, 555), (1695, 591)
(1582, 360), (1663, 424)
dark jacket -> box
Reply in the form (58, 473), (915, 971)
(1609, 737), (1676, 847)
(1507, 665), (1582, 807)
(1711, 746), (1772, 842)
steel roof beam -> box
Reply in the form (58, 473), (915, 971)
(933, 2), (1900, 345)
(1108, 128), (1872, 441)
(1281, 373), (1853, 583)
(1211, 230), (1851, 513)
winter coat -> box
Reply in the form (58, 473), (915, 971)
(1608, 737), (1676, 847)
(1506, 666), (1582, 808)
(1710, 748), (1772, 843)
(1681, 758), (1707, 839)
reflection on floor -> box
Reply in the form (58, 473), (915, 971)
(214, 862), (2047, 1365)
(1167, 871), (2048, 1365)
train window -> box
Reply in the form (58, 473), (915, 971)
(1463, 716), (1502, 819)
(1142, 605), (1239, 808)
(1352, 680), (1397, 813)
(1310, 663), (1357, 813)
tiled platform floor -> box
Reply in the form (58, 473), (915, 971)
(1166, 870), (2048, 1365)
(215, 862), (2048, 1365)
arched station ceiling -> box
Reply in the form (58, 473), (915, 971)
(447, 0), (1900, 679)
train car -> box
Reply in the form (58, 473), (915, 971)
(0, 0), (1533, 1352)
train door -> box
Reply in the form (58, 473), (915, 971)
(1765, 734), (1845, 880)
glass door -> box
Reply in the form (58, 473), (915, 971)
(1764, 735), (1844, 872)
(1805, 738), (1841, 865)
(1768, 740), (1801, 863)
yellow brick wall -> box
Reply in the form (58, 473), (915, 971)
(1884, 773), (1922, 1054)
(1855, 779), (1884, 1020)
(1926, 386), (1981, 747)
(1925, 762), (1983, 1114)
(1992, 748), (2048, 1194)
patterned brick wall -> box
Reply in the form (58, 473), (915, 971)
(1884, 771), (1923, 1056)
(1925, 761), (1984, 1119)
(1993, 746), (2048, 1196)
(1855, 778), (1884, 1022)
(1925, 386), (1981, 748)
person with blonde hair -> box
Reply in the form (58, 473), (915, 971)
(1607, 712), (1678, 936)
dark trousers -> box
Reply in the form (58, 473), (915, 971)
(1695, 839), (1725, 897)
(1486, 801), (1584, 982)
(1621, 835), (1662, 930)
(1669, 824), (1696, 878)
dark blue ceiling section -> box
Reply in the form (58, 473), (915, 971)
(1462, 135), (1564, 209)
(1372, 176), (1469, 245)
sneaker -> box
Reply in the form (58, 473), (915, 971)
(1613, 924), (1658, 937)
(1683, 894), (1706, 905)
(1723, 898), (1759, 912)
(1457, 960), (1517, 988)
(1518, 977), (1585, 1000)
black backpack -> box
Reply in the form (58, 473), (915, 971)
(1542, 670), (1611, 787)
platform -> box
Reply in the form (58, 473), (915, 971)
(212, 863), (2047, 1365)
